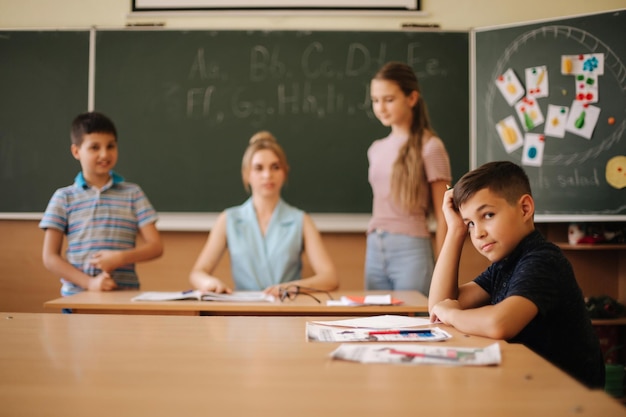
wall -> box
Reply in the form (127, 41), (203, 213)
(1, 0), (624, 30)
(1, 0), (624, 312)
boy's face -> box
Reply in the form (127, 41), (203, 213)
(458, 188), (533, 263)
(71, 132), (118, 182)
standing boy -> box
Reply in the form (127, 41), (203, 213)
(40, 112), (163, 296)
(429, 161), (604, 388)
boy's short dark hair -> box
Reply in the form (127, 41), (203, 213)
(453, 161), (532, 208)
(71, 111), (117, 146)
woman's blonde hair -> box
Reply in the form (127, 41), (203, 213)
(373, 62), (435, 213)
(241, 131), (290, 193)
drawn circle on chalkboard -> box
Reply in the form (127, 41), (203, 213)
(486, 25), (626, 166)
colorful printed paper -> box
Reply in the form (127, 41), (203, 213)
(521, 133), (545, 167)
(496, 68), (525, 106)
(565, 101), (600, 140)
(515, 97), (544, 131)
(496, 116), (524, 153)
(525, 65), (549, 98)
(544, 105), (569, 138)
(574, 73), (599, 104)
(561, 53), (605, 76)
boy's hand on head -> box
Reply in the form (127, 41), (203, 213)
(90, 250), (125, 272)
(442, 189), (466, 234)
(87, 272), (118, 291)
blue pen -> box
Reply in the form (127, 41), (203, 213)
(368, 329), (434, 336)
(182, 289), (195, 295)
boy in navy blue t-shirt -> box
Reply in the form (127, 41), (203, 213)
(429, 161), (604, 388)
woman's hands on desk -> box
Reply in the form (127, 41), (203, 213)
(191, 275), (233, 294)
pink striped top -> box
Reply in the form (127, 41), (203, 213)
(367, 133), (451, 237)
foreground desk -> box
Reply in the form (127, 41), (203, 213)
(44, 290), (428, 316)
(1, 313), (622, 417)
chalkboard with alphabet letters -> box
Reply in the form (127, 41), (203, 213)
(474, 10), (626, 218)
(0, 29), (468, 213)
(93, 29), (469, 213)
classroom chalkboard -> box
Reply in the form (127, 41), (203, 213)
(94, 29), (469, 213)
(474, 10), (626, 218)
(0, 30), (89, 212)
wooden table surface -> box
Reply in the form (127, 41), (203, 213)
(43, 290), (429, 316)
(1, 312), (623, 417)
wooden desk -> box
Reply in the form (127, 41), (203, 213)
(1, 313), (622, 416)
(43, 290), (429, 316)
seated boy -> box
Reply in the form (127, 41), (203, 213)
(40, 111), (163, 297)
(429, 161), (604, 388)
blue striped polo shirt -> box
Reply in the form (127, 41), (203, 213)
(39, 171), (158, 295)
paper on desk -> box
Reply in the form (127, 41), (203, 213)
(327, 294), (403, 306)
(311, 315), (431, 329)
(330, 342), (501, 366)
(306, 322), (451, 342)
(131, 290), (274, 302)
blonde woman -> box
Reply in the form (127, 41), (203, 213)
(366, 62), (451, 294)
(190, 131), (337, 297)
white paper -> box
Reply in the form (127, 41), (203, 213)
(561, 53), (604, 76)
(496, 116), (524, 153)
(525, 65), (549, 98)
(544, 104), (569, 138)
(495, 68), (525, 106)
(132, 290), (274, 302)
(306, 322), (451, 342)
(574, 73), (599, 104)
(521, 133), (546, 167)
(330, 342), (502, 366)
(311, 315), (432, 329)
(514, 96), (544, 131)
(565, 101), (600, 140)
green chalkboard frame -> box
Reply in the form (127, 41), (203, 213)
(473, 9), (626, 220)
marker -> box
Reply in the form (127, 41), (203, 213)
(368, 329), (433, 336)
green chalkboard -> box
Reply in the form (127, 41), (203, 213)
(0, 30), (89, 212)
(94, 29), (469, 213)
(474, 10), (626, 218)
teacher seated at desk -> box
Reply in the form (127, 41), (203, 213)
(190, 131), (338, 297)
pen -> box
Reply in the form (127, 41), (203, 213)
(446, 184), (453, 190)
(368, 329), (433, 336)
(182, 289), (195, 294)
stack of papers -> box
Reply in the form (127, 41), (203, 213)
(330, 343), (502, 366)
(307, 322), (451, 342)
(131, 290), (274, 302)
(327, 294), (404, 306)
(307, 316), (444, 343)
(307, 315), (501, 366)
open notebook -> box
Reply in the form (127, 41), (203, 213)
(131, 290), (275, 302)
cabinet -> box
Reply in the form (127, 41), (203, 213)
(536, 223), (626, 304)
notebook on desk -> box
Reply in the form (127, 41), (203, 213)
(131, 290), (275, 302)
